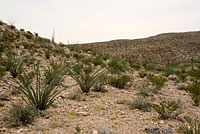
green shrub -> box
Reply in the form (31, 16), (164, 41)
(179, 117), (200, 134)
(144, 64), (155, 71)
(102, 54), (110, 61)
(148, 74), (167, 88)
(0, 66), (6, 78)
(67, 91), (86, 101)
(126, 96), (151, 112)
(184, 81), (200, 106)
(2, 51), (24, 78)
(45, 49), (51, 59)
(9, 62), (66, 110)
(0, 43), (7, 55)
(108, 57), (125, 73)
(163, 67), (174, 77)
(129, 61), (141, 70)
(151, 100), (182, 119)
(9, 103), (35, 126)
(92, 56), (103, 66)
(109, 75), (131, 89)
(139, 71), (147, 78)
(67, 63), (105, 93)
(73, 53), (84, 60)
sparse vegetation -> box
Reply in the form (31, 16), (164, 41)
(9, 103), (35, 126)
(108, 56), (125, 73)
(148, 74), (167, 88)
(151, 100), (182, 119)
(126, 96), (151, 112)
(109, 74), (131, 89)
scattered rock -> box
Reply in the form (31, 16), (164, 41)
(40, 110), (50, 118)
(0, 128), (6, 133)
(0, 93), (10, 101)
(168, 75), (177, 80)
(159, 120), (164, 124)
(177, 84), (186, 90)
(35, 123), (48, 131)
(93, 130), (98, 134)
(98, 127), (113, 134)
(77, 112), (90, 116)
(17, 128), (24, 134)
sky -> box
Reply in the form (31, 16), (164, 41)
(0, 0), (200, 44)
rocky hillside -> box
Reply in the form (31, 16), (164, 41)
(0, 21), (200, 134)
(72, 31), (200, 64)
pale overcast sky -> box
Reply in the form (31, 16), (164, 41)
(0, 0), (200, 43)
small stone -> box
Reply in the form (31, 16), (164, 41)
(0, 128), (6, 133)
(168, 75), (177, 80)
(177, 84), (186, 90)
(35, 123), (48, 131)
(159, 120), (164, 124)
(124, 118), (133, 121)
(40, 110), (50, 118)
(17, 128), (24, 134)
(98, 127), (112, 134)
(77, 112), (90, 116)
(93, 130), (98, 134)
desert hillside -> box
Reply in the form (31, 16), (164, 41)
(0, 21), (200, 134)
(71, 31), (200, 64)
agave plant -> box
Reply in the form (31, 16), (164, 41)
(9, 61), (66, 110)
(67, 63), (105, 93)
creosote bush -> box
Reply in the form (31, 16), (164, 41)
(148, 74), (167, 88)
(9, 61), (66, 110)
(2, 51), (24, 78)
(108, 56), (125, 73)
(9, 103), (35, 126)
(109, 74), (131, 89)
(184, 81), (200, 106)
(67, 63), (105, 93)
(151, 100), (182, 119)
(126, 96), (151, 112)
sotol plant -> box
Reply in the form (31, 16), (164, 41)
(67, 63), (105, 93)
(9, 62), (66, 110)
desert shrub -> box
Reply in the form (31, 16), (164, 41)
(151, 100), (182, 119)
(73, 53), (84, 60)
(163, 67), (174, 77)
(148, 74), (167, 88)
(81, 57), (92, 65)
(8, 62), (66, 110)
(92, 56), (104, 66)
(67, 63), (105, 93)
(67, 91), (86, 101)
(138, 87), (153, 97)
(184, 81), (200, 106)
(139, 71), (147, 78)
(102, 54), (110, 61)
(92, 75), (107, 93)
(179, 117), (200, 134)
(24, 31), (33, 39)
(9, 103), (35, 126)
(189, 70), (200, 79)
(108, 56), (125, 73)
(0, 43), (7, 55)
(0, 66), (6, 78)
(9, 25), (15, 29)
(144, 64), (155, 71)
(45, 49), (51, 59)
(155, 66), (165, 72)
(126, 96), (151, 112)
(109, 74), (131, 89)
(129, 61), (141, 70)
(1, 51), (24, 78)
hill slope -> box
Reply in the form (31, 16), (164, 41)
(73, 31), (200, 64)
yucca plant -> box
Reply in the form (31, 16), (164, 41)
(8, 61), (66, 110)
(67, 63), (105, 93)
